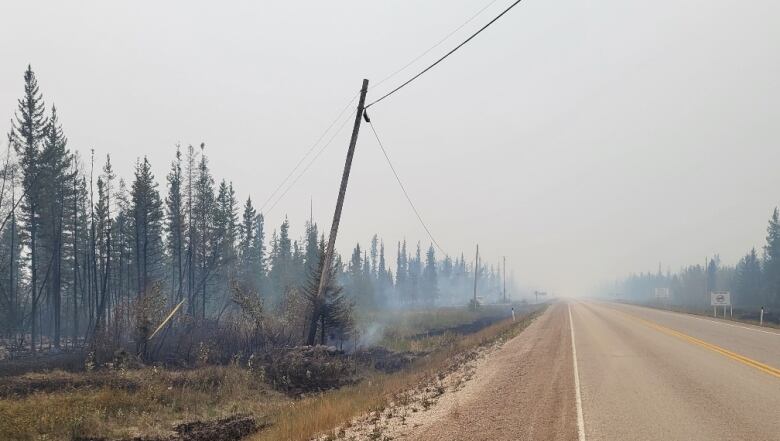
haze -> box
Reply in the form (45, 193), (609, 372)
(2, 0), (779, 295)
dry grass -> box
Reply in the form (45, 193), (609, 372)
(0, 365), (287, 441)
(0, 305), (542, 441)
(371, 305), (517, 352)
(254, 306), (544, 441)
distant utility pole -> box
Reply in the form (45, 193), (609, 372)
(503, 256), (507, 303)
(306, 78), (369, 346)
(473, 244), (479, 308)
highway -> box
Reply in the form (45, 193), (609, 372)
(571, 300), (780, 441)
(369, 301), (780, 440)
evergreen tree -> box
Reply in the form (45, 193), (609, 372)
(213, 180), (237, 305)
(408, 242), (422, 304)
(253, 213), (266, 294)
(735, 248), (762, 306)
(130, 157), (164, 298)
(763, 208), (780, 307)
(269, 218), (292, 302)
(238, 197), (258, 289)
(377, 240), (390, 301)
(192, 146), (215, 316)
(10, 65), (48, 352)
(304, 220), (319, 275)
(348, 243), (362, 282)
(302, 235), (352, 345)
(396, 241), (407, 304)
(370, 234), (378, 280)
(39, 104), (71, 347)
(184, 144), (198, 313)
(112, 178), (132, 329)
(165, 146), (185, 302)
(422, 244), (438, 305)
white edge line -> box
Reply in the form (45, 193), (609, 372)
(569, 302), (586, 441)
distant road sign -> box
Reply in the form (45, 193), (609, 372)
(711, 291), (731, 306)
(655, 288), (670, 299)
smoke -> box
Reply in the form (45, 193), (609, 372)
(355, 322), (386, 349)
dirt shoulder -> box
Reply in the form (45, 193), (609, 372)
(329, 302), (577, 441)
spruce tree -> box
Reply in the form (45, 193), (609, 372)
(422, 244), (438, 305)
(131, 157), (164, 299)
(370, 234), (378, 280)
(253, 213), (266, 294)
(39, 104), (70, 347)
(764, 208), (780, 307)
(192, 146), (215, 316)
(303, 235), (352, 345)
(238, 197), (258, 288)
(396, 241), (407, 304)
(11, 65), (48, 352)
(304, 220), (319, 275)
(269, 218), (292, 301)
(165, 146), (185, 302)
(735, 248), (762, 306)
(378, 240), (389, 297)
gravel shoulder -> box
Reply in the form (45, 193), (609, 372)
(330, 302), (577, 441)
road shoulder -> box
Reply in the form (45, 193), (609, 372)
(327, 302), (577, 441)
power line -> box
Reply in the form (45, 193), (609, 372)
(371, 0), (502, 91)
(259, 92), (358, 214)
(264, 109), (355, 217)
(366, 114), (447, 256)
(366, 0), (526, 109)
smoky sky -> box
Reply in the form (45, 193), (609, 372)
(1, 1), (779, 295)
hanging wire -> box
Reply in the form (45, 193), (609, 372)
(366, 0), (527, 109)
(366, 113), (448, 256)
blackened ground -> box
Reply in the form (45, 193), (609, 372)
(74, 415), (264, 441)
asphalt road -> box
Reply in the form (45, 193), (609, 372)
(366, 301), (780, 440)
(571, 300), (780, 441)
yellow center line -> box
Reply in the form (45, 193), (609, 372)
(615, 308), (780, 379)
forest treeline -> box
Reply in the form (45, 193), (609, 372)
(606, 208), (780, 310)
(0, 66), (510, 356)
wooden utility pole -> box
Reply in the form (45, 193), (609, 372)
(473, 244), (479, 308)
(503, 256), (507, 303)
(307, 78), (369, 345)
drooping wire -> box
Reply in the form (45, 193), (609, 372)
(263, 109), (355, 217)
(366, 113), (448, 256)
(371, 0), (502, 92)
(366, 0), (526, 109)
(259, 92), (359, 214)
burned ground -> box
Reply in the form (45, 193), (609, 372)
(73, 415), (265, 441)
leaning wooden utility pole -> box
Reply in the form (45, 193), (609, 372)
(473, 244), (479, 309)
(306, 79), (369, 346)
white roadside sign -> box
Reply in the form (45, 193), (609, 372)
(711, 291), (731, 306)
(655, 288), (670, 299)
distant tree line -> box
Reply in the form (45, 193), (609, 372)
(606, 208), (780, 310)
(0, 66), (511, 354)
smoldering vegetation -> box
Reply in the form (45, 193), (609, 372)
(0, 65), (521, 364)
(0, 65), (532, 440)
